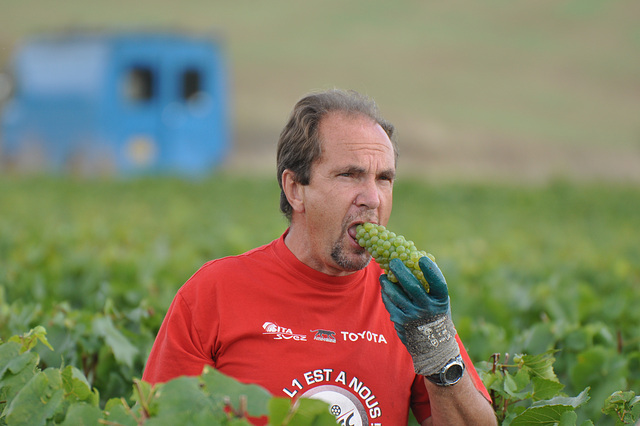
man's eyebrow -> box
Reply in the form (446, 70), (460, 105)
(334, 165), (396, 180)
(379, 169), (396, 180)
(333, 165), (366, 175)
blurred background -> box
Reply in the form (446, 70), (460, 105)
(2, 2), (640, 423)
(1, 0), (639, 182)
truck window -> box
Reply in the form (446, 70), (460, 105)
(124, 66), (154, 102)
(182, 68), (202, 103)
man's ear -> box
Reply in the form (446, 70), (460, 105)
(281, 169), (305, 213)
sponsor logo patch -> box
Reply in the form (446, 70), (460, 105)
(262, 321), (307, 341)
(311, 329), (337, 343)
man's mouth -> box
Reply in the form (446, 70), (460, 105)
(347, 224), (360, 243)
(347, 220), (374, 245)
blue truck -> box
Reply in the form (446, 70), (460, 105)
(0, 31), (230, 176)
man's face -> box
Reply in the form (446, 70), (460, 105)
(295, 112), (396, 276)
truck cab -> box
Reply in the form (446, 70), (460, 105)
(1, 31), (230, 176)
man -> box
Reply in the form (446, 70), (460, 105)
(143, 89), (496, 425)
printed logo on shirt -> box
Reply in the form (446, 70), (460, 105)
(339, 330), (388, 344)
(283, 369), (382, 424)
(262, 321), (307, 341)
(311, 329), (337, 343)
(302, 385), (367, 425)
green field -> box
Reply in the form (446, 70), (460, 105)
(2, 0), (640, 181)
(1, 176), (639, 423)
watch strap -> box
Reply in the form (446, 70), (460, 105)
(426, 354), (465, 386)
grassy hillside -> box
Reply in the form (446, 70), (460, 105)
(2, 0), (639, 181)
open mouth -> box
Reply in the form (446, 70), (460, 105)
(347, 221), (372, 246)
(348, 224), (360, 244)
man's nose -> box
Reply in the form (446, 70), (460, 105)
(355, 179), (381, 209)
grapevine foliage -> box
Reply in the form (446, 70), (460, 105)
(2, 177), (640, 425)
(1, 328), (637, 425)
(478, 352), (640, 425)
(0, 328), (337, 425)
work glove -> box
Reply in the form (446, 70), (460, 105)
(380, 256), (460, 377)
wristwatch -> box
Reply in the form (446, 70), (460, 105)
(426, 355), (465, 386)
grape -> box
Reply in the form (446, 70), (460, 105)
(357, 222), (435, 291)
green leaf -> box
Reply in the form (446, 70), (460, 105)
(5, 351), (40, 378)
(531, 387), (591, 409)
(602, 390), (640, 422)
(58, 402), (104, 425)
(483, 371), (504, 393)
(144, 376), (223, 425)
(0, 341), (40, 406)
(61, 365), (99, 405)
(5, 368), (65, 425)
(520, 351), (559, 382)
(200, 365), (271, 417)
(558, 410), (577, 426)
(503, 370), (531, 400)
(8, 326), (54, 353)
(513, 367), (532, 390)
(564, 328), (591, 352)
(285, 398), (336, 425)
(265, 397), (336, 425)
(569, 346), (609, 388)
(268, 397), (294, 424)
(511, 388), (590, 426)
(0, 341), (26, 377)
(531, 377), (565, 401)
(104, 398), (138, 426)
(522, 322), (555, 355)
(92, 316), (139, 368)
(605, 390), (635, 405)
(131, 378), (159, 418)
(511, 404), (573, 425)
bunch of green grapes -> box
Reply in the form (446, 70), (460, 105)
(356, 222), (435, 291)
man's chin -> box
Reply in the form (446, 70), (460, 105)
(335, 253), (372, 272)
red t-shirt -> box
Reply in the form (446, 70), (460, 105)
(143, 232), (490, 424)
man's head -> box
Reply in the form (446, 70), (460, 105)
(278, 89), (398, 276)
(277, 89), (398, 221)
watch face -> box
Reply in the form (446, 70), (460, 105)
(444, 363), (464, 382)
(427, 356), (465, 386)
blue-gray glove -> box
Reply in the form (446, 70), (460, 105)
(380, 256), (460, 376)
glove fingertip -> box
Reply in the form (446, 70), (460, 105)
(388, 258), (404, 273)
(379, 275), (392, 294)
(418, 256), (449, 299)
(389, 258), (419, 285)
(418, 255), (435, 266)
(418, 256), (444, 282)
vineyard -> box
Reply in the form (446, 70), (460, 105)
(1, 175), (639, 424)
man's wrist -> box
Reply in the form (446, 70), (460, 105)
(425, 354), (465, 386)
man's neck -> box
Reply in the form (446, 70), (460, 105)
(284, 224), (354, 277)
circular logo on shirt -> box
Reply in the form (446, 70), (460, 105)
(300, 385), (367, 425)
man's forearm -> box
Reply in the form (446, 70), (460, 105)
(421, 373), (497, 426)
